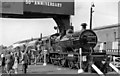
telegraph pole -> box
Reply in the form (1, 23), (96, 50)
(90, 2), (95, 30)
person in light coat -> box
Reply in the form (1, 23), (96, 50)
(21, 50), (29, 74)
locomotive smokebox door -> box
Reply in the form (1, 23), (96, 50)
(79, 30), (98, 50)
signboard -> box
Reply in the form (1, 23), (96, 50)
(24, 0), (74, 15)
(0, 2), (23, 14)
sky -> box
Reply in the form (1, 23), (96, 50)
(0, 0), (119, 46)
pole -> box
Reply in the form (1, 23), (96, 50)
(90, 2), (95, 30)
(78, 48), (84, 73)
(40, 33), (42, 40)
(113, 56), (116, 65)
(90, 7), (92, 30)
(43, 49), (47, 66)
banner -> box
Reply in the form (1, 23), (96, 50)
(24, 0), (74, 15)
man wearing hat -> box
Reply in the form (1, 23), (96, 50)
(81, 23), (87, 31)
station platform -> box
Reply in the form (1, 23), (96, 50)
(0, 63), (120, 76)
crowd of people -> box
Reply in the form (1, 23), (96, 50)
(0, 43), (42, 74)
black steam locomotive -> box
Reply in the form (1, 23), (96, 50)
(39, 23), (106, 72)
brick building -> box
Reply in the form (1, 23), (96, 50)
(93, 24), (120, 55)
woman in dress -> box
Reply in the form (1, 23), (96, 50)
(5, 51), (14, 74)
(13, 52), (19, 74)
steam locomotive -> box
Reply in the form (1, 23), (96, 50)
(38, 23), (107, 72)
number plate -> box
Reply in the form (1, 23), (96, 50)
(68, 54), (74, 57)
(82, 56), (87, 61)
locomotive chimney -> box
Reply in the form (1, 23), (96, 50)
(81, 23), (87, 30)
(70, 26), (74, 31)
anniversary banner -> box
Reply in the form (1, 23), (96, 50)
(24, 0), (74, 15)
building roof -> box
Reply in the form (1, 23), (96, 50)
(93, 24), (120, 31)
